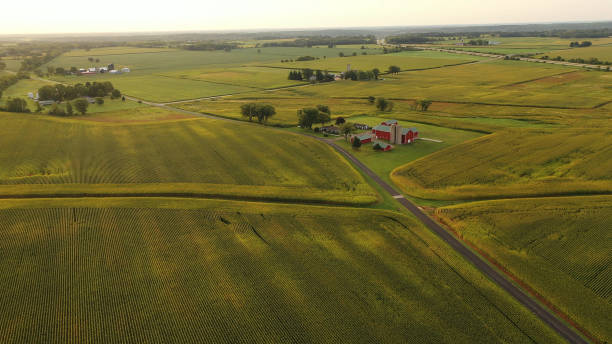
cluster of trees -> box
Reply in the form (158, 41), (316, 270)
(388, 65), (401, 75)
(374, 98), (394, 112)
(47, 98), (90, 116)
(288, 69), (334, 82)
(239, 103), (276, 123)
(467, 39), (489, 46)
(295, 56), (317, 61)
(386, 35), (441, 44)
(569, 41), (592, 48)
(343, 69), (380, 81)
(38, 82), (119, 102)
(297, 105), (331, 129)
(261, 35), (376, 48)
(338, 52), (361, 57)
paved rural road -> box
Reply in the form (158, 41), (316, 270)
(320, 139), (589, 344)
(138, 102), (589, 344)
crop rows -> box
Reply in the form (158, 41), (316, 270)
(391, 129), (612, 200)
(0, 204), (562, 343)
(437, 196), (612, 341)
(0, 115), (369, 194)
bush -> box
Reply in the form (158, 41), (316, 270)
(352, 137), (362, 148)
(95, 97), (104, 105)
(111, 89), (121, 99)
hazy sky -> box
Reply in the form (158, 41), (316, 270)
(1, 0), (611, 34)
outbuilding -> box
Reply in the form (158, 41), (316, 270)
(351, 133), (373, 144)
(373, 142), (393, 152)
(372, 120), (418, 144)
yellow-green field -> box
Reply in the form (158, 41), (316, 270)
(0, 111), (376, 204)
(391, 129), (612, 200)
(436, 196), (612, 342)
(160, 66), (307, 89)
(539, 46), (612, 62)
(63, 47), (178, 57)
(261, 50), (485, 72)
(0, 198), (564, 343)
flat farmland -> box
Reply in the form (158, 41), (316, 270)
(48, 47), (384, 75)
(391, 129), (612, 200)
(267, 59), (598, 107)
(0, 112), (375, 204)
(436, 196), (612, 342)
(539, 46), (612, 62)
(160, 66), (307, 89)
(262, 50), (485, 72)
(0, 58), (22, 72)
(0, 198), (563, 343)
(63, 46), (179, 57)
(102, 75), (255, 102)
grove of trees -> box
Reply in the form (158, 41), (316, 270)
(38, 81), (117, 102)
(297, 106), (331, 129)
(240, 103), (276, 123)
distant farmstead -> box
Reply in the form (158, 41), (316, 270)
(372, 120), (418, 145)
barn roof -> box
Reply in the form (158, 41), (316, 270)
(355, 133), (373, 140)
(381, 120), (398, 125)
(373, 125), (391, 132)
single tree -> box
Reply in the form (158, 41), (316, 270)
(66, 102), (73, 116)
(376, 97), (389, 111)
(317, 110), (331, 125)
(257, 104), (276, 123)
(122, 96), (126, 101)
(335, 117), (346, 125)
(96, 97), (104, 105)
(418, 99), (433, 111)
(352, 137), (362, 148)
(111, 89), (121, 99)
(73, 98), (89, 115)
(316, 104), (330, 114)
(297, 108), (320, 129)
(388, 65), (401, 74)
(372, 68), (380, 79)
(240, 103), (258, 122)
(340, 122), (355, 141)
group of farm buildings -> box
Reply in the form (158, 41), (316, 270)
(321, 119), (419, 151)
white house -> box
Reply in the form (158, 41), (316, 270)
(121, 67), (131, 73)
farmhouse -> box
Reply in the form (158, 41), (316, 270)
(372, 120), (418, 144)
(320, 125), (340, 135)
(351, 133), (373, 144)
(121, 67), (131, 73)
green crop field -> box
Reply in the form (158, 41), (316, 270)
(0, 58), (22, 72)
(261, 59), (609, 108)
(0, 111), (376, 204)
(0, 198), (563, 343)
(391, 129), (612, 200)
(46, 47), (387, 102)
(63, 47), (179, 57)
(0, 78), (55, 109)
(262, 50), (484, 72)
(160, 66), (307, 89)
(539, 46), (612, 62)
(436, 196), (612, 342)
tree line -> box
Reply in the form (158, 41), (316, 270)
(288, 69), (335, 82)
(38, 81), (120, 102)
(569, 41), (592, 48)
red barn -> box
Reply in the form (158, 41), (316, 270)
(372, 122), (418, 144)
(351, 133), (373, 144)
(373, 142), (393, 151)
